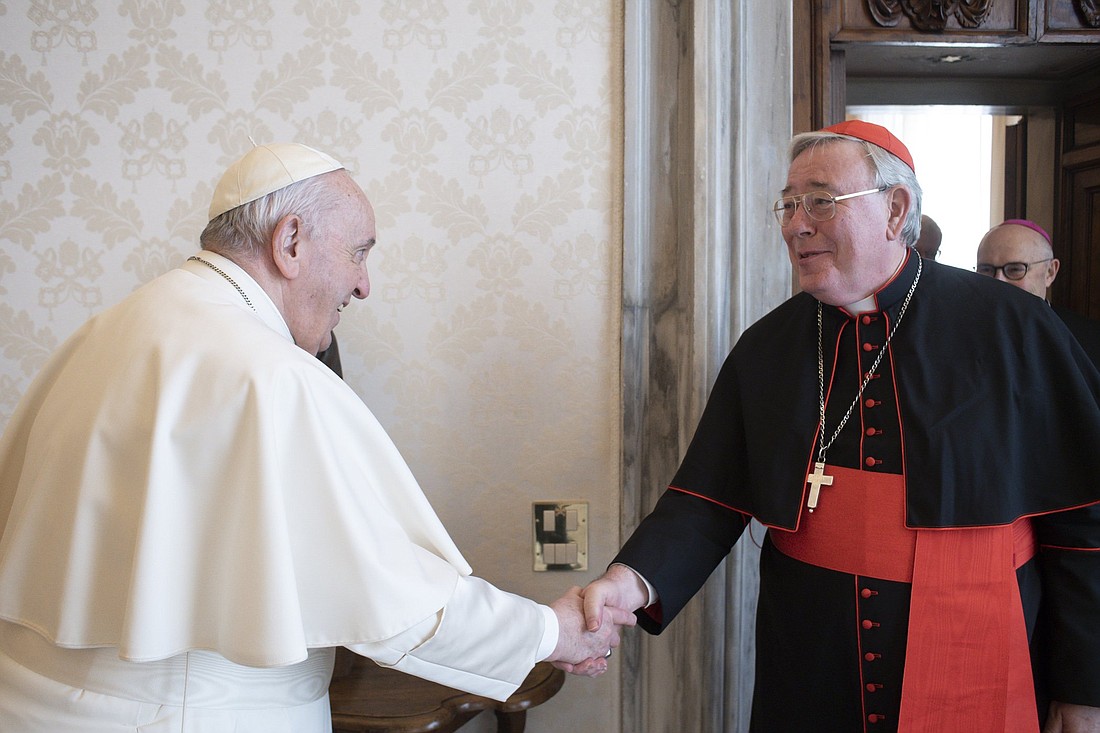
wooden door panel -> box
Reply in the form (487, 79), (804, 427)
(1061, 162), (1100, 318)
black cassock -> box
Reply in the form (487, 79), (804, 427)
(1055, 304), (1100, 369)
(616, 252), (1100, 732)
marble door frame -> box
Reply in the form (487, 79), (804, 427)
(620, 1), (793, 730)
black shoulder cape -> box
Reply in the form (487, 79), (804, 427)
(671, 253), (1100, 529)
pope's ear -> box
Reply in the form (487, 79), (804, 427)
(885, 186), (911, 241)
(270, 214), (303, 279)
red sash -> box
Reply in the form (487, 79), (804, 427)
(769, 465), (1038, 733)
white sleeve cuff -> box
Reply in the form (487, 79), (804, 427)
(535, 603), (558, 661)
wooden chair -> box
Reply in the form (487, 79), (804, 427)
(329, 648), (565, 733)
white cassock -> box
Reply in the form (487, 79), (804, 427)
(0, 252), (557, 732)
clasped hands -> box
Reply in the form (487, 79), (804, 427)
(546, 565), (650, 678)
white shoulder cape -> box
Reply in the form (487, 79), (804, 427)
(0, 254), (472, 667)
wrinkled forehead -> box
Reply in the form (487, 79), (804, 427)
(783, 140), (873, 194)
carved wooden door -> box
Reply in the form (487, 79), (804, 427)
(1053, 89), (1100, 318)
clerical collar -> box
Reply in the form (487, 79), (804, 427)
(837, 250), (920, 318)
(846, 294), (877, 314)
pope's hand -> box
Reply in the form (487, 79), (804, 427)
(546, 586), (635, 677)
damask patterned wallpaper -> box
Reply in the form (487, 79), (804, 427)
(0, 1), (621, 729)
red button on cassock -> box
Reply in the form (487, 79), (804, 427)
(868, 713), (882, 723)
(860, 588), (876, 599)
(862, 315), (873, 325)
(863, 342), (875, 352)
(866, 683), (877, 692)
(862, 619), (874, 629)
(864, 652), (879, 662)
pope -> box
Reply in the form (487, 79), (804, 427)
(0, 143), (633, 732)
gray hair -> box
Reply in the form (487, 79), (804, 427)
(788, 131), (923, 247)
(199, 170), (348, 256)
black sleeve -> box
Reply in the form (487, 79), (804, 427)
(1033, 502), (1100, 707)
(613, 489), (749, 634)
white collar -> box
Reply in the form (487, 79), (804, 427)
(182, 251), (293, 343)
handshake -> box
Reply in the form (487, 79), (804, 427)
(544, 564), (651, 678)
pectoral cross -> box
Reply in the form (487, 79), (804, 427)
(805, 461), (833, 513)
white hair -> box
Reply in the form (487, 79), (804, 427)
(788, 131), (923, 247)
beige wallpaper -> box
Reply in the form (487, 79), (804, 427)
(0, 2), (622, 730)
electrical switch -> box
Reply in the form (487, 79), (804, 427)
(533, 501), (588, 571)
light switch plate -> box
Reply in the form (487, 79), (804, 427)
(533, 501), (588, 571)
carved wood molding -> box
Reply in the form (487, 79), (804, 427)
(867, 0), (994, 31)
(1079, 0), (1100, 27)
(868, 0), (903, 27)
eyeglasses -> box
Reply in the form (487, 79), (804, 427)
(772, 186), (888, 226)
(975, 259), (1052, 281)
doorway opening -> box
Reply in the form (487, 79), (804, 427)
(848, 106), (1011, 271)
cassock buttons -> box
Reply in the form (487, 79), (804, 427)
(862, 315), (874, 325)
(861, 619), (880, 629)
(864, 652), (880, 662)
(861, 588), (878, 599)
(863, 342), (875, 352)
(868, 713), (884, 724)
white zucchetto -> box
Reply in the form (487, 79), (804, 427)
(208, 143), (344, 221)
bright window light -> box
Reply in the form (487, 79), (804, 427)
(848, 107), (995, 271)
